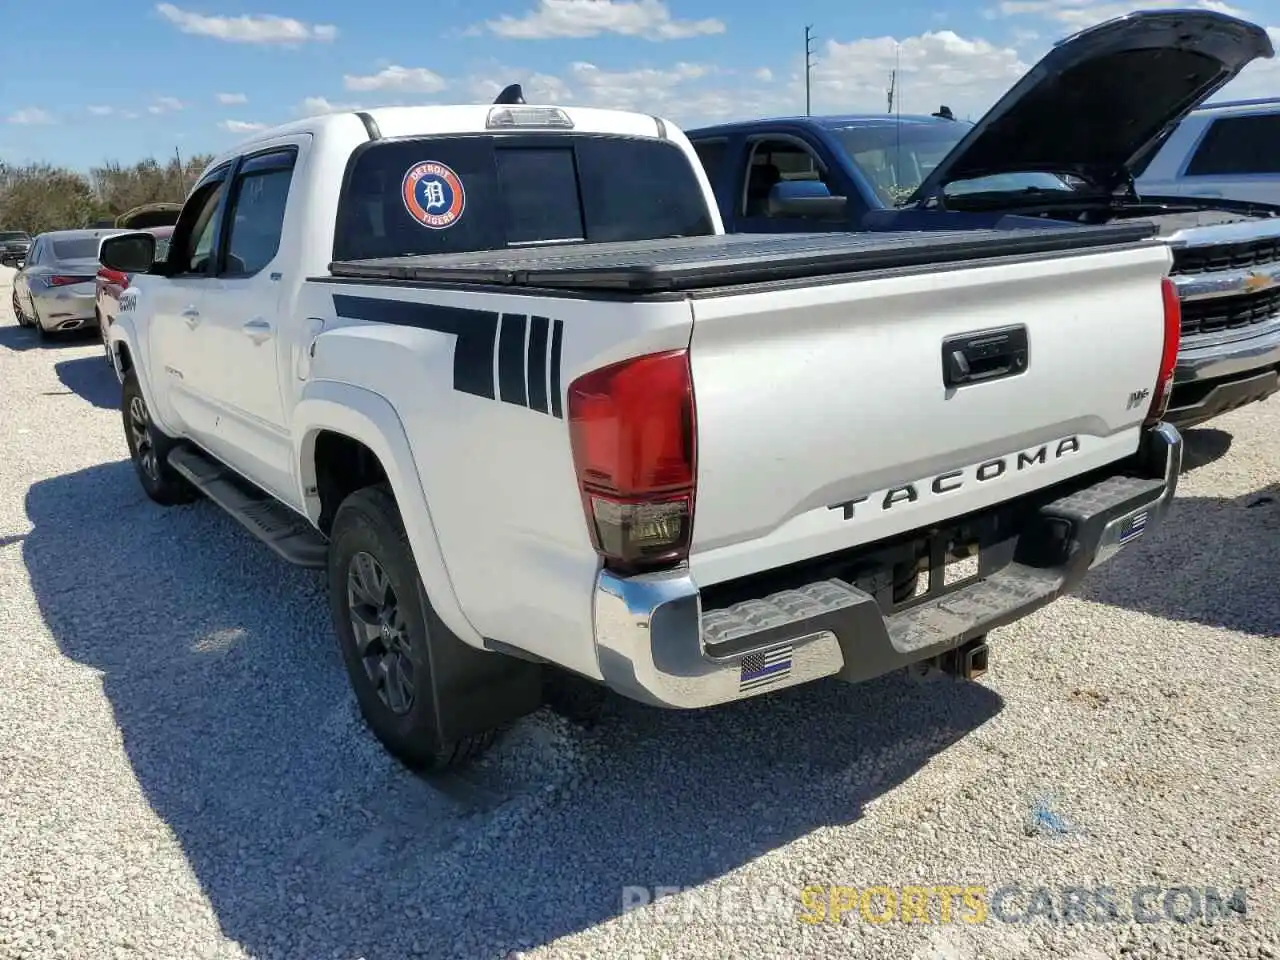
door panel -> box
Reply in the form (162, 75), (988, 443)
(150, 175), (229, 442)
(198, 146), (301, 504)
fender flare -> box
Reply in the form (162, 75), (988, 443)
(293, 379), (485, 650)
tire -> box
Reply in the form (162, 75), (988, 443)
(327, 484), (499, 772)
(121, 371), (199, 506)
(11, 289), (31, 328)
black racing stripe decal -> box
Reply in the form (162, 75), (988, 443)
(549, 319), (564, 419)
(331, 293), (566, 418)
(332, 294), (498, 399)
(497, 312), (529, 407)
(526, 315), (551, 415)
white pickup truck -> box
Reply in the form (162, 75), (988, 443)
(99, 95), (1184, 771)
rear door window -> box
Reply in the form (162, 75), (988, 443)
(333, 133), (714, 261)
(691, 139), (728, 193)
(1185, 114), (1280, 176)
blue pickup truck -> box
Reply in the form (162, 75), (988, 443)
(687, 9), (1280, 431)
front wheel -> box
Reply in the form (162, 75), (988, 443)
(327, 484), (499, 772)
(121, 372), (199, 506)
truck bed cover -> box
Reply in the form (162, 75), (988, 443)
(325, 222), (1159, 293)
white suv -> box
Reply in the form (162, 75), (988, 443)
(1135, 97), (1280, 206)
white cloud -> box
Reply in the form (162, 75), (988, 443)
(467, 72), (573, 104)
(6, 108), (55, 125)
(484, 0), (724, 40)
(219, 119), (268, 133)
(155, 3), (337, 44)
(298, 96), (362, 115)
(216, 92), (248, 105)
(87, 105), (115, 117)
(809, 31), (1027, 119)
(344, 65), (448, 94)
(147, 96), (186, 115)
(453, 26), (1041, 130)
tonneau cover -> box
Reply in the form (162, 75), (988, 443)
(326, 223), (1158, 293)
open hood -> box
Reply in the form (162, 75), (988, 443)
(906, 9), (1274, 205)
(115, 202), (183, 230)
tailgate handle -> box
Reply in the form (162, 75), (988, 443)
(942, 324), (1029, 388)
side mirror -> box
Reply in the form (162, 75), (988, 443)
(100, 232), (157, 273)
(766, 179), (848, 220)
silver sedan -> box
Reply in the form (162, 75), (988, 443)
(11, 228), (127, 339)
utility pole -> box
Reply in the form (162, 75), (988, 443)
(804, 25), (816, 117)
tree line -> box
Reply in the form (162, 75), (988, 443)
(0, 154), (214, 235)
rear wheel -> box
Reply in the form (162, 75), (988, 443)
(328, 484), (500, 772)
(11, 289), (31, 328)
(121, 371), (198, 506)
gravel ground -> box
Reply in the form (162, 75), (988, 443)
(0, 264), (1277, 960)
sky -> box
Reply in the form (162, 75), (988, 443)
(3, 0), (1279, 171)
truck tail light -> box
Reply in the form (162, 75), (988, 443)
(567, 349), (697, 573)
(1146, 276), (1181, 426)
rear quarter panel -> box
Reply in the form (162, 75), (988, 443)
(299, 280), (696, 677)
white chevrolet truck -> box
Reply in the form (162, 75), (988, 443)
(99, 93), (1184, 771)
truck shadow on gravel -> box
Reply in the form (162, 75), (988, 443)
(53, 355), (120, 410)
(1073, 477), (1280, 637)
(1177, 427), (1232, 474)
(24, 461), (1006, 960)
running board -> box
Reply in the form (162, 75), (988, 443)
(167, 446), (329, 569)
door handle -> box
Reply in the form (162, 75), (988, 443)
(942, 324), (1029, 388)
(181, 305), (200, 328)
(242, 318), (273, 345)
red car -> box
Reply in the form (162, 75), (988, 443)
(96, 202), (181, 360)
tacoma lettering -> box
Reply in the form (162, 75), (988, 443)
(828, 436), (1081, 519)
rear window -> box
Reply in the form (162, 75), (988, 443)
(51, 237), (102, 260)
(333, 133), (714, 262)
(1184, 114), (1280, 177)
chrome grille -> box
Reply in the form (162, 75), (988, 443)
(1171, 238), (1280, 275)
(1180, 286), (1280, 337)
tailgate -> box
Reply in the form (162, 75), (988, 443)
(686, 240), (1173, 586)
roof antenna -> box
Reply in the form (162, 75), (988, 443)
(494, 83), (525, 105)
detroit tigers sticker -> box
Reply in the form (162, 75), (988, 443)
(401, 160), (466, 229)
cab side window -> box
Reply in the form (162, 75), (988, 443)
(170, 174), (229, 276)
(741, 138), (831, 218)
(220, 149), (297, 278)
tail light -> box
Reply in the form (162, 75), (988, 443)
(567, 349), (697, 573)
(98, 268), (129, 287)
(47, 275), (92, 287)
(1146, 276), (1181, 425)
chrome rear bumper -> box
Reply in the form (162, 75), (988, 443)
(593, 423), (1182, 709)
